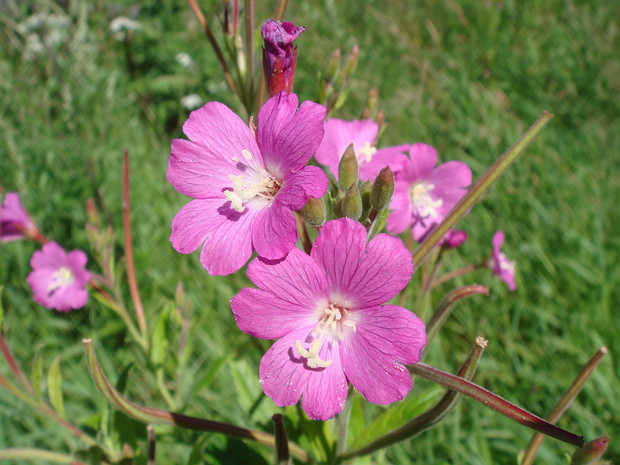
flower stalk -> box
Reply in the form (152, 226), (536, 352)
(412, 111), (553, 267)
(407, 362), (584, 447)
(82, 339), (311, 463)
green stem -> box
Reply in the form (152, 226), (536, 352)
(0, 448), (81, 464)
(83, 339), (311, 463)
(412, 111), (553, 268)
(338, 337), (487, 461)
(408, 362), (584, 447)
(520, 346), (608, 465)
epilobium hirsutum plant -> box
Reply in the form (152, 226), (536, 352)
(0, 2), (611, 464)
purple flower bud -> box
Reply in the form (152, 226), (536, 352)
(0, 192), (37, 242)
(261, 19), (305, 96)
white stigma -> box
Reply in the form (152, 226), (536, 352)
(295, 339), (332, 369)
(224, 166), (280, 213)
(47, 266), (74, 294)
(410, 182), (443, 219)
(358, 141), (377, 164)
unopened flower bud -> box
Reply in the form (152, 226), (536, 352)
(338, 143), (358, 190)
(360, 179), (373, 214)
(341, 183), (362, 220)
(364, 87), (379, 118)
(570, 436), (610, 465)
(261, 19), (305, 96)
(325, 48), (341, 81)
(370, 166), (394, 210)
(344, 44), (359, 77)
(85, 198), (100, 227)
(300, 196), (326, 227)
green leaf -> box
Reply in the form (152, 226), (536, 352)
(230, 359), (272, 423)
(190, 352), (234, 396)
(150, 306), (171, 366)
(350, 387), (443, 449)
(47, 356), (65, 419)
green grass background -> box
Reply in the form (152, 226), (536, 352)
(1, 0), (618, 463)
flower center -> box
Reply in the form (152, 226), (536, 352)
(409, 181), (442, 219)
(294, 303), (357, 369)
(47, 266), (74, 295)
(498, 253), (516, 274)
(224, 150), (281, 213)
(357, 141), (377, 164)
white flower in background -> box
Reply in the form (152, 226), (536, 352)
(180, 94), (202, 110)
(176, 52), (193, 68)
(24, 33), (45, 61)
(109, 17), (141, 41)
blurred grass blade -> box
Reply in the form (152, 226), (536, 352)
(0, 448), (78, 463)
(408, 362), (584, 447)
(83, 339), (311, 463)
(412, 111), (554, 267)
(47, 356), (65, 419)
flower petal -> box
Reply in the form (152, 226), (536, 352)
(170, 198), (258, 275)
(258, 93), (326, 177)
(492, 230), (505, 256)
(181, 102), (263, 170)
(358, 146), (409, 182)
(260, 326), (349, 420)
(251, 198), (297, 260)
(426, 161), (472, 190)
(278, 165), (329, 211)
(401, 143), (437, 181)
(341, 305), (426, 405)
(232, 248), (329, 339)
(312, 219), (413, 308)
(387, 182), (414, 234)
(168, 139), (245, 198)
(30, 242), (66, 270)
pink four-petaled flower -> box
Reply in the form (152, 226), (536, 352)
(314, 118), (408, 182)
(27, 242), (91, 312)
(387, 143), (472, 242)
(231, 218), (427, 420)
(168, 92), (328, 275)
(490, 230), (516, 291)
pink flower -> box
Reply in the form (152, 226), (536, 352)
(261, 19), (305, 96)
(314, 118), (409, 182)
(168, 92), (328, 275)
(27, 242), (91, 312)
(1, 192), (36, 242)
(231, 218), (427, 420)
(440, 229), (468, 249)
(489, 230), (516, 291)
(387, 143), (472, 241)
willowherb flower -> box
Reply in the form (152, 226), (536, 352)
(387, 143), (472, 241)
(439, 229), (468, 249)
(261, 19), (305, 96)
(315, 118), (408, 182)
(489, 230), (516, 291)
(27, 242), (91, 312)
(231, 218), (427, 420)
(1, 192), (36, 242)
(168, 92), (328, 275)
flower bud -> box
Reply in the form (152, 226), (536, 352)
(341, 183), (362, 220)
(360, 179), (373, 214)
(344, 44), (359, 77)
(370, 166), (394, 210)
(570, 436), (610, 465)
(300, 196), (326, 227)
(261, 19), (305, 96)
(325, 48), (341, 82)
(338, 143), (358, 191)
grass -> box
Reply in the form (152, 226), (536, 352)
(1, 0), (618, 463)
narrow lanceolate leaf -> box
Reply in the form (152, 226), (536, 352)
(31, 350), (43, 401)
(408, 362), (584, 447)
(82, 339), (311, 464)
(47, 356), (65, 419)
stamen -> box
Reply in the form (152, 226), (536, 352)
(358, 141), (377, 164)
(47, 266), (74, 295)
(410, 182), (443, 218)
(224, 172), (280, 213)
(242, 149), (253, 160)
(295, 339), (332, 368)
